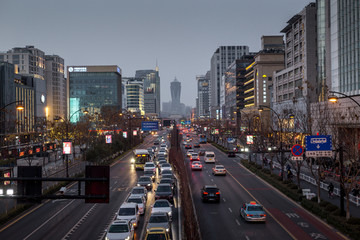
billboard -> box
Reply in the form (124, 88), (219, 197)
(105, 135), (112, 144)
(63, 141), (72, 155)
(141, 121), (159, 131)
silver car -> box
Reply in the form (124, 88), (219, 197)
(105, 220), (134, 240)
(146, 212), (171, 233)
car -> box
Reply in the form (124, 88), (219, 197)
(186, 149), (194, 157)
(201, 185), (220, 203)
(161, 174), (175, 181)
(185, 144), (192, 149)
(144, 162), (156, 173)
(159, 178), (176, 191)
(154, 141), (160, 145)
(147, 147), (154, 154)
(151, 146), (158, 152)
(116, 202), (140, 228)
(204, 151), (216, 163)
(160, 144), (168, 151)
(190, 153), (199, 161)
(191, 161), (203, 170)
(151, 199), (173, 220)
(182, 141), (187, 145)
(161, 169), (173, 176)
(228, 151), (236, 157)
(144, 170), (156, 182)
(198, 149), (206, 156)
(240, 201), (266, 222)
(159, 149), (167, 156)
(105, 220), (134, 240)
(126, 195), (146, 215)
(137, 176), (153, 190)
(155, 183), (174, 203)
(145, 227), (171, 240)
(160, 163), (172, 173)
(146, 212), (171, 233)
(212, 165), (227, 176)
(130, 186), (148, 200)
(158, 160), (167, 168)
(193, 142), (200, 148)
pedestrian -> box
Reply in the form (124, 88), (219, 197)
(328, 182), (334, 198)
(352, 185), (359, 197)
(287, 170), (293, 180)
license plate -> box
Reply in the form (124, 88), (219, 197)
(209, 194), (214, 196)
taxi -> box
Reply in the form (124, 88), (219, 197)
(239, 201), (266, 222)
(145, 227), (171, 240)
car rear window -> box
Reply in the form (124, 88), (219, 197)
(206, 154), (215, 157)
(154, 201), (170, 207)
(157, 185), (172, 192)
(146, 234), (167, 240)
(109, 224), (129, 233)
(205, 188), (218, 193)
(248, 206), (264, 211)
(216, 166), (224, 169)
(127, 198), (142, 204)
(119, 208), (135, 216)
(149, 215), (168, 223)
(132, 189), (144, 194)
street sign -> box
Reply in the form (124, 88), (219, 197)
(227, 137), (236, 143)
(185, 120), (191, 125)
(291, 156), (303, 161)
(141, 121), (159, 131)
(291, 144), (303, 156)
(305, 135), (332, 157)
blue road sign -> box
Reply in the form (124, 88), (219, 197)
(291, 144), (303, 156)
(185, 120), (191, 125)
(141, 121), (159, 131)
(305, 135), (332, 151)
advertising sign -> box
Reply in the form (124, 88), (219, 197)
(246, 135), (254, 145)
(63, 141), (72, 155)
(141, 121), (159, 131)
(133, 130), (138, 136)
(123, 131), (128, 138)
(105, 135), (112, 144)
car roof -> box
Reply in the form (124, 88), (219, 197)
(245, 201), (262, 207)
(192, 161), (201, 163)
(147, 227), (167, 233)
(120, 202), (137, 208)
(112, 219), (130, 225)
(150, 212), (168, 217)
(132, 186), (146, 190)
(158, 183), (171, 187)
(205, 151), (215, 154)
(204, 185), (218, 189)
(215, 165), (224, 167)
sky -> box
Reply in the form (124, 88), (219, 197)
(0, 0), (313, 108)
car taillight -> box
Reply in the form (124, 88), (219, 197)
(246, 214), (253, 217)
(216, 192), (220, 195)
(260, 214), (266, 217)
(203, 192), (208, 195)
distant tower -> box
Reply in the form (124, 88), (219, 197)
(171, 77), (181, 105)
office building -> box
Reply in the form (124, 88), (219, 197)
(125, 78), (144, 115)
(171, 77), (181, 113)
(45, 55), (66, 121)
(135, 67), (160, 115)
(68, 65), (122, 122)
(210, 45), (249, 118)
(196, 73), (210, 118)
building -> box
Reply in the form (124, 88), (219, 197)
(272, 3), (317, 122)
(135, 67), (160, 115)
(170, 77), (181, 113)
(125, 77), (144, 115)
(210, 46), (249, 118)
(45, 55), (66, 121)
(67, 65), (122, 122)
(196, 73), (210, 118)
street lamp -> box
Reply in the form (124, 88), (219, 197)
(55, 108), (88, 177)
(0, 100), (24, 112)
(328, 90), (360, 216)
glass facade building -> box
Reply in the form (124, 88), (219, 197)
(68, 66), (122, 122)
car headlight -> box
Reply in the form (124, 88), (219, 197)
(147, 184), (151, 186)
(168, 211), (172, 216)
(131, 158), (135, 164)
(125, 237), (130, 240)
(166, 228), (170, 232)
(105, 237), (109, 240)
(137, 183), (140, 186)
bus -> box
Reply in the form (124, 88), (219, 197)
(131, 149), (151, 170)
(199, 134), (207, 144)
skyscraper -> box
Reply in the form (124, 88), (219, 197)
(170, 77), (181, 112)
(196, 73), (210, 118)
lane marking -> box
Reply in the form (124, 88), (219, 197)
(228, 208), (232, 213)
(223, 198), (226, 202)
(245, 236), (250, 240)
(23, 200), (76, 240)
(235, 219), (241, 226)
(210, 179), (214, 182)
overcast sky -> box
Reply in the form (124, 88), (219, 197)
(1, 0), (312, 108)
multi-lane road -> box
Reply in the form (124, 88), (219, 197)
(0, 134), (180, 240)
(182, 133), (347, 240)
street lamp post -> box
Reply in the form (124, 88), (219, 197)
(55, 108), (88, 177)
(0, 101), (24, 145)
(328, 90), (360, 217)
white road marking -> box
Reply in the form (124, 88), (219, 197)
(211, 179), (214, 182)
(235, 219), (241, 226)
(223, 198), (226, 202)
(245, 236), (250, 240)
(228, 208), (232, 213)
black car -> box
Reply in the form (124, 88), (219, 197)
(137, 176), (153, 190)
(227, 151), (236, 157)
(201, 185), (220, 203)
(155, 184), (174, 203)
(198, 149), (205, 156)
(161, 169), (173, 176)
(159, 178), (176, 192)
(185, 144), (192, 149)
(193, 142), (200, 148)
(144, 170), (156, 182)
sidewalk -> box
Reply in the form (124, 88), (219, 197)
(237, 153), (360, 219)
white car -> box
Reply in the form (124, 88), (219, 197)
(204, 151), (216, 163)
(144, 162), (156, 173)
(105, 220), (134, 240)
(151, 199), (173, 220)
(160, 163), (172, 173)
(126, 195), (146, 215)
(186, 149), (194, 157)
(116, 202), (140, 228)
(130, 186), (148, 201)
(212, 165), (227, 175)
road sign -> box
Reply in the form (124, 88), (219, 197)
(305, 135), (332, 157)
(291, 156), (303, 161)
(291, 144), (303, 156)
(141, 121), (159, 131)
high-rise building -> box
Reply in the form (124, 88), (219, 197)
(125, 77), (144, 115)
(45, 55), (66, 121)
(67, 65), (122, 122)
(135, 67), (160, 115)
(210, 45), (249, 118)
(273, 3), (317, 113)
(170, 77), (181, 113)
(196, 73), (210, 118)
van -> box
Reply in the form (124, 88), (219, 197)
(204, 151), (215, 163)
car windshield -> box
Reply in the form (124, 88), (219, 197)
(216, 166), (225, 169)
(139, 177), (150, 182)
(149, 215), (168, 223)
(192, 154), (198, 157)
(154, 201), (170, 208)
(145, 163), (154, 167)
(162, 170), (172, 174)
(128, 198), (142, 204)
(132, 189), (144, 194)
(144, 171), (154, 175)
(160, 179), (172, 184)
(108, 224), (129, 233)
(162, 174), (173, 179)
(162, 163), (170, 168)
(157, 185), (172, 192)
(206, 154), (215, 157)
(192, 161), (201, 164)
(248, 206), (264, 211)
(146, 234), (167, 240)
(205, 188), (218, 193)
(119, 208), (135, 216)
